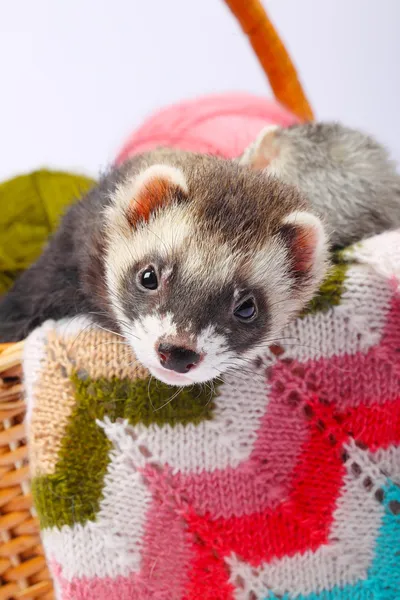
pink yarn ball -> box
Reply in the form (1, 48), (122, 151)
(115, 93), (299, 164)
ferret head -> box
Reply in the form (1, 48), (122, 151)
(104, 150), (328, 386)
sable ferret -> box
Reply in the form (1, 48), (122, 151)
(241, 122), (400, 247)
(0, 122), (399, 387)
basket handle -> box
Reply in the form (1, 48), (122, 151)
(223, 0), (314, 122)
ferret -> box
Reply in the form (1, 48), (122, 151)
(0, 122), (399, 388)
(241, 121), (400, 247)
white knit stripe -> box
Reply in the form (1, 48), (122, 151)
(53, 314), (96, 338)
(23, 320), (58, 427)
(41, 417), (153, 580)
(227, 443), (388, 599)
(53, 579), (62, 600)
(369, 445), (400, 485)
(263, 264), (393, 364)
(97, 366), (268, 473)
(23, 315), (98, 427)
(347, 229), (400, 288)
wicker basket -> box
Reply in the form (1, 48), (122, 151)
(0, 343), (54, 600)
(0, 1), (312, 598)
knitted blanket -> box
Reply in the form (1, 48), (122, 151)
(25, 230), (400, 600)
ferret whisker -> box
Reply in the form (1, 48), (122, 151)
(219, 359), (266, 373)
(219, 364), (267, 382)
(95, 323), (128, 339)
(85, 310), (111, 321)
(91, 341), (132, 350)
(202, 380), (213, 395)
(193, 384), (205, 400)
(86, 315), (140, 342)
(212, 376), (244, 395)
(69, 320), (100, 349)
(226, 368), (266, 379)
(204, 380), (216, 407)
(154, 385), (183, 412)
(147, 376), (156, 412)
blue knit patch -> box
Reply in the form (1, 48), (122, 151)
(263, 481), (400, 600)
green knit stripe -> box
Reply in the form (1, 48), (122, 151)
(31, 378), (114, 529)
(76, 374), (217, 428)
(32, 373), (218, 529)
(303, 262), (349, 315)
(303, 249), (350, 315)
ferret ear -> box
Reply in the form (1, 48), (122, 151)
(126, 164), (188, 227)
(240, 125), (281, 170)
(279, 211), (328, 289)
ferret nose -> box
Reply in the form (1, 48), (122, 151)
(157, 343), (200, 374)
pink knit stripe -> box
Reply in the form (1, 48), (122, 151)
(52, 494), (192, 599)
(270, 294), (400, 411)
(135, 494), (193, 598)
(169, 383), (309, 518)
(51, 562), (144, 600)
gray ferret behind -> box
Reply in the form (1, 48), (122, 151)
(240, 121), (400, 247)
(0, 121), (399, 388)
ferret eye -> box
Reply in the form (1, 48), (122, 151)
(140, 267), (158, 290)
(234, 297), (257, 322)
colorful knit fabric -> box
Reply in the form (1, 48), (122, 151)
(25, 229), (400, 600)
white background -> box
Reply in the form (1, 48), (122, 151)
(1, 0), (399, 181)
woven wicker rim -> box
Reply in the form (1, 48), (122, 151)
(0, 343), (54, 599)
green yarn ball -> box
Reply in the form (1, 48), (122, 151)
(0, 169), (95, 294)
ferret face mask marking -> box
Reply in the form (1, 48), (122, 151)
(104, 156), (328, 386)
